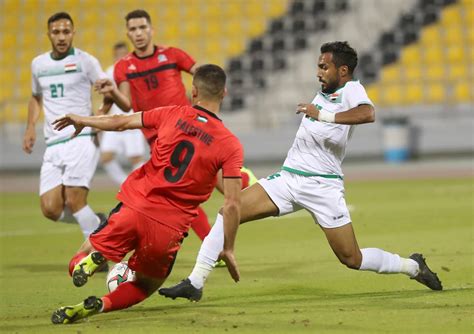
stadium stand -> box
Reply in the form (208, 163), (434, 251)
(361, 0), (472, 106)
(0, 0), (288, 123)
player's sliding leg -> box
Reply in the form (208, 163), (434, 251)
(159, 183), (278, 301)
(321, 224), (442, 290)
(72, 251), (107, 287)
(190, 206), (211, 241)
(68, 238), (96, 276)
(52, 272), (164, 324)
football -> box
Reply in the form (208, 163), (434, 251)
(106, 262), (136, 292)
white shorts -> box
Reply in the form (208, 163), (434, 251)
(39, 135), (100, 195)
(100, 130), (146, 158)
(258, 170), (351, 228)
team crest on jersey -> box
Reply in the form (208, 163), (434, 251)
(329, 93), (339, 101)
(157, 54), (168, 62)
(64, 63), (77, 72)
(196, 115), (208, 123)
(128, 64), (137, 71)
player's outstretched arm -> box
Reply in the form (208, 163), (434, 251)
(296, 103), (375, 125)
(221, 177), (242, 282)
(53, 112), (143, 137)
(23, 95), (42, 154)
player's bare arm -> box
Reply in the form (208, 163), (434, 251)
(296, 103), (375, 125)
(94, 79), (132, 112)
(220, 177), (242, 282)
(53, 112), (143, 137)
(22, 95), (42, 154)
(189, 63), (198, 75)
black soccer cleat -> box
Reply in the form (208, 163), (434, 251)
(409, 253), (443, 291)
(72, 252), (107, 287)
(158, 278), (203, 302)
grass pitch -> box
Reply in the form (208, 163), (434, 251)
(0, 178), (473, 333)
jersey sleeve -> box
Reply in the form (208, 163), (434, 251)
(142, 107), (171, 129)
(31, 60), (41, 96)
(113, 59), (128, 85)
(171, 47), (196, 72)
(344, 82), (374, 109)
(221, 137), (244, 178)
(84, 53), (107, 83)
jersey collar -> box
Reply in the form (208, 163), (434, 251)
(133, 45), (158, 59)
(193, 105), (221, 121)
(50, 47), (75, 61)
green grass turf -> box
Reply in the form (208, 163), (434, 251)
(0, 178), (473, 333)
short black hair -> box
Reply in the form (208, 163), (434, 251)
(320, 41), (358, 74)
(47, 12), (74, 27)
(125, 9), (152, 24)
(113, 41), (128, 50)
(193, 64), (227, 101)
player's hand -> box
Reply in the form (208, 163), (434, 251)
(52, 114), (84, 138)
(296, 103), (319, 119)
(219, 249), (240, 283)
(22, 127), (36, 154)
(94, 79), (115, 95)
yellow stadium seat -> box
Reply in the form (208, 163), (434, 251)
(247, 19), (266, 37)
(446, 45), (465, 63)
(425, 83), (446, 103)
(381, 64), (401, 83)
(404, 65), (422, 82)
(366, 86), (380, 105)
(419, 25), (441, 45)
(425, 66), (445, 82)
(441, 5), (463, 25)
(1, 33), (16, 49)
(447, 64), (469, 82)
(465, 5), (474, 25)
(267, 0), (288, 17)
(400, 45), (422, 65)
(381, 84), (403, 106)
(442, 25), (464, 45)
(453, 81), (472, 102)
(405, 83), (423, 104)
(424, 47), (444, 64)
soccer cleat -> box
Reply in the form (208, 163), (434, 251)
(409, 253), (443, 291)
(158, 278), (203, 302)
(51, 296), (103, 324)
(214, 259), (226, 268)
(72, 251), (106, 287)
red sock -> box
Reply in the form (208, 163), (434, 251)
(68, 251), (88, 276)
(190, 206), (211, 240)
(101, 281), (148, 312)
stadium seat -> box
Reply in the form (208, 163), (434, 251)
(404, 65), (423, 82)
(382, 84), (403, 105)
(453, 81), (471, 102)
(399, 45), (422, 65)
(380, 64), (401, 83)
(425, 83), (445, 103)
(425, 66), (444, 82)
(424, 47), (443, 64)
(405, 83), (423, 104)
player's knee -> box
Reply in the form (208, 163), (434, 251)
(40, 203), (61, 221)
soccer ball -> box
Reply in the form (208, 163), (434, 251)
(106, 262), (136, 292)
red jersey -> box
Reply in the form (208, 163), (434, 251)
(114, 45), (196, 144)
(117, 105), (243, 233)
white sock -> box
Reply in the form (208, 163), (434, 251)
(103, 160), (127, 185)
(73, 205), (100, 239)
(360, 248), (419, 277)
(58, 207), (76, 224)
(188, 213), (224, 289)
(131, 161), (144, 171)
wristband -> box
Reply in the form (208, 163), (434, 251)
(318, 109), (336, 123)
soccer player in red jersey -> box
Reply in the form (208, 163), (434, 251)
(94, 9), (220, 241)
(51, 64), (244, 324)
